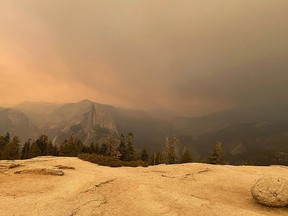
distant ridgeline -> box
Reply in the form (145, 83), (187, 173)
(1, 100), (288, 166)
(0, 131), (287, 166)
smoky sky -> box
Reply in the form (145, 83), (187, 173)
(0, 0), (288, 116)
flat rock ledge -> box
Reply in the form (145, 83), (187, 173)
(14, 168), (64, 176)
(54, 165), (75, 170)
(251, 176), (288, 207)
(0, 162), (21, 169)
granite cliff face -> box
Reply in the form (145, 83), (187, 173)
(81, 103), (118, 136)
(0, 108), (38, 141)
(38, 100), (119, 146)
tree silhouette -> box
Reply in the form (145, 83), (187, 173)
(140, 149), (149, 162)
(29, 141), (41, 158)
(181, 147), (193, 163)
(21, 139), (31, 159)
(99, 143), (108, 156)
(118, 134), (127, 160)
(0, 133), (10, 159)
(208, 141), (224, 164)
(2, 136), (20, 160)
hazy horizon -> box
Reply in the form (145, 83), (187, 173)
(1, 0), (288, 116)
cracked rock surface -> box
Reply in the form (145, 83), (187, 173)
(0, 157), (288, 216)
(251, 176), (288, 207)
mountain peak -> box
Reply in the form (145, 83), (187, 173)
(80, 103), (118, 136)
(78, 99), (94, 105)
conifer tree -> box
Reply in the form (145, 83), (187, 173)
(118, 134), (127, 161)
(21, 139), (31, 159)
(99, 143), (108, 155)
(5, 132), (10, 142)
(125, 142), (135, 161)
(181, 147), (193, 163)
(106, 136), (118, 157)
(154, 152), (164, 165)
(52, 144), (59, 156)
(168, 137), (179, 164)
(89, 143), (95, 154)
(140, 149), (149, 162)
(36, 135), (49, 156)
(125, 133), (135, 161)
(61, 136), (83, 157)
(2, 136), (20, 160)
(0, 133), (10, 159)
(59, 139), (68, 156)
(46, 141), (55, 156)
(208, 141), (224, 164)
(162, 135), (179, 164)
(94, 143), (99, 154)
(29, 141), (41, 158)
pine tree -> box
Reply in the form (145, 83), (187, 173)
(2, 136), (20, 160)
(99, 143), (108, 155)
(65, 137), (83, 157)
(36, 135), (49, 156)
(46, 141), (55, 156)
(94, 143), (99, 154)
(208, 141), (224, 164)
(154, 152), (164, 165)
(0, 133), (10, 159)
(89, 143), (95, 154)
(140, 149), (149, 162)
(162, 135), (179, 164)
(181, 147), (193, 163)
(125, 133), (135, 161)
(29, 141), (41, 158)
(52, 144), (59, 156)
(118, 134), (127, 161)
(21, 140), (31, 159)
(106, 136), (118, 157)
(59, 139), (68, 156)
(5, 132), (10, 142)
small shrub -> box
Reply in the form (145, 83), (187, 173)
(78, 153), (122, 167)
(122, 160), (149, 167)
(78, 153), (148, 167)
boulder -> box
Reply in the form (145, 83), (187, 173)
(251, 176), (288, 207)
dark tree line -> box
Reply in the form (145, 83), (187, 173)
(0, 132), (149, 163)
(0, 133), (20, 160)
(81, 133), (146, 162)
(21, 135), (59, 159)
(0, 132), (224, 165)
(150, 136), (193, 165)
(0, 133), (58, 160)
(0, 133), (59, 160)
(150, 136), (224, 165)
(80, 133), (149, 163)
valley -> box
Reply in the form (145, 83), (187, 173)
(1, 100), (288, 165)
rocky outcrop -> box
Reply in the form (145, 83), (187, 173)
(2, 157), (288, 215)
(54, 165), (75, 170)
(251, 176), (288, 207)
(0, 162), (20, 169)
(14, 168), (64, 176)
